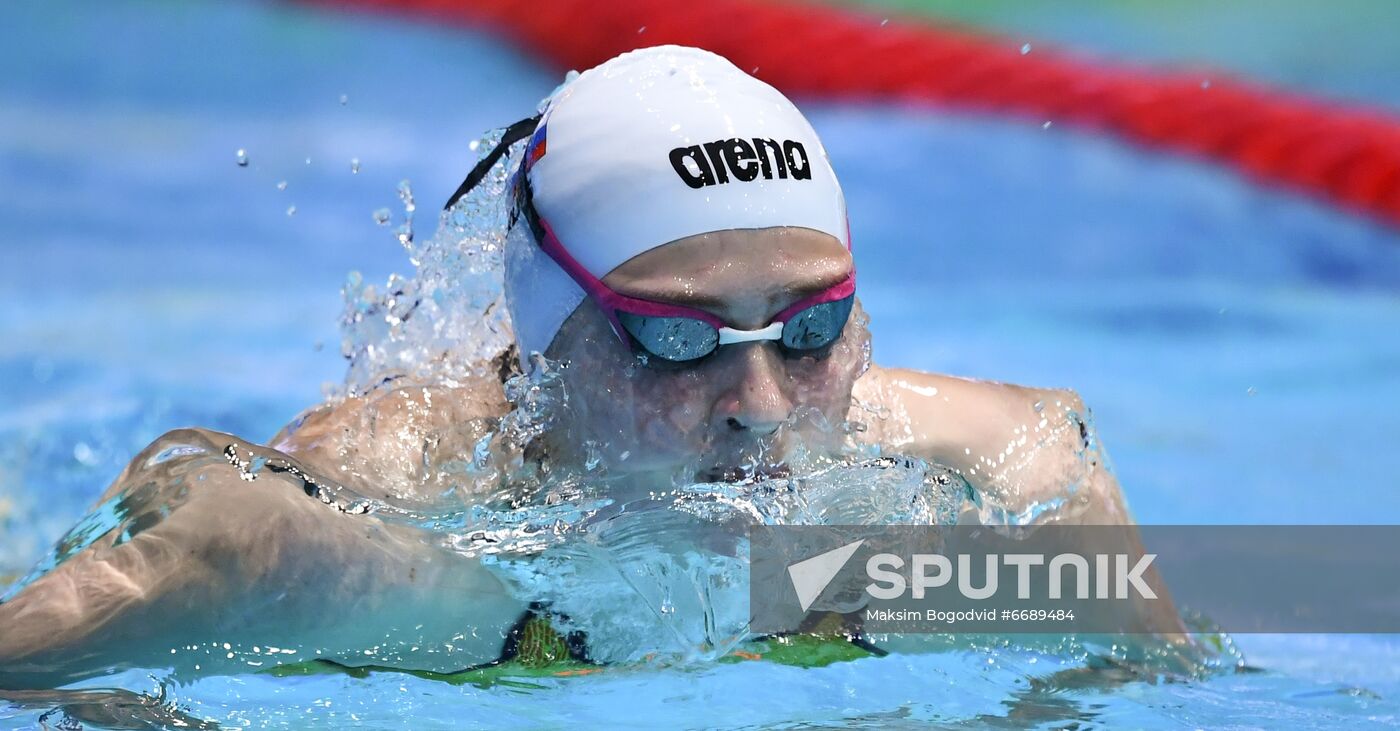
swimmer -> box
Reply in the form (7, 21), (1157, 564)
(0, 46), (1186, 689)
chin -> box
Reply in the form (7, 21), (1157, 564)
(693, 462), (791, 484)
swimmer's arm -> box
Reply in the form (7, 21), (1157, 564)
(0, 428), (525, 690)
(853, 367), (1130, 524)
(268, 381), (508, 502)
(853, 367), (1186, 638)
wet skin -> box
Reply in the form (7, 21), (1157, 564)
(0, 227), (1185, 689)
(543, 226), (865, 481)
(544, 226), (1134, 530)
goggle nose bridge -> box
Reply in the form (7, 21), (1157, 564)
(717, 321), (785, 345)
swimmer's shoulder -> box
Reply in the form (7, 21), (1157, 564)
(268, 374), (511, 497)
(852, 365), (1088, 472)
(271, 377), (509, 447)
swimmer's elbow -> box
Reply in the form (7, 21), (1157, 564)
(1031, 386), (1086, 418)
(0, 555), (147, 687)
(1028, 387), (1094, 451)
(0, 574), (82, 669)
(1032, 387), (1135, 523)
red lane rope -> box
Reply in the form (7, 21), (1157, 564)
(320, 0), (1400, 228)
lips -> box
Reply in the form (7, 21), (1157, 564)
(692, 429), (800, 484)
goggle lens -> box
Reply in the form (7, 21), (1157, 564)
(616, 312), (721, 362)
(616, 294), (855, 363)
(781, 295), (854, 352)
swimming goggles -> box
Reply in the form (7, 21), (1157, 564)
(445, 116), (856, 364)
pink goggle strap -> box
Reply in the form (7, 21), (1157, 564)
(533, 213), (855, 351)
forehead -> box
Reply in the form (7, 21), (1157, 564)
(601, 227), (852, 304)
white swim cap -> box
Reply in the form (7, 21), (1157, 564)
(504, 45), (849, 365)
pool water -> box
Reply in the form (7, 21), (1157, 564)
(2, 0), (1400, 728)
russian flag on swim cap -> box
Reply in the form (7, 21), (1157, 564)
(524, 123), (547, 171)
(504, 45), (849, 365)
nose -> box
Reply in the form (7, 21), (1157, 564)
(713, 344), (794, 435)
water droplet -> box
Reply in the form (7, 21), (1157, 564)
(350, 158), (360, 174)
(1246, 386), (1258, 397)
(286, 205), (297, 216)
(73, 442), (97, 466)
(372, 207), (392, 225)
(339, 93), (349, 105)
(1033, 400), (1044, 413)
(304, 157), (312, 166)
(1042, 121), (1053, 130)
(1020, 43), (1032, 55)
(637, 25), (646, 34)
(1201, 79), (1212, 90)
(751, 66), (760, 74)
(468, 139), (480, 153)
(235, 149), (249, 167)
(397, 178), (416, 253)
(276, 180), (287, 191)
(880, 18), (889, 26)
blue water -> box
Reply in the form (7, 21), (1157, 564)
(884, 0), (1400, 112)
(2, 0), (1400, 727)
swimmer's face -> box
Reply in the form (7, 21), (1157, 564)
(545, 227), (869, 481)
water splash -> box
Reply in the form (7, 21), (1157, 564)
(3, 115), (1228, 684)
(329, 213), (1160, 664)
(335, 127), (522, 397)
(456, 449), (970, 664)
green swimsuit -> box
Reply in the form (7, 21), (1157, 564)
(266, 609), (885, 688)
